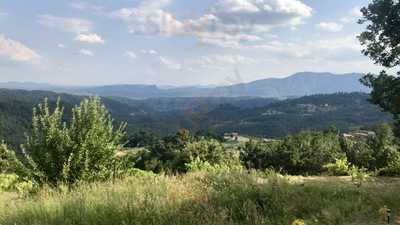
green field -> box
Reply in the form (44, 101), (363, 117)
(1, 170), (399, 225)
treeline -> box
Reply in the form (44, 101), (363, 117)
(125, 125), (400, 176)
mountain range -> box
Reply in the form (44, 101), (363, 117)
(0, 72), (368, 99)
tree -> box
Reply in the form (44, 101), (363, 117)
(22, 97), (126, 185)
(63, 97), (126, 184)
(22, 98), (70, 184)
(359, 0), (400, 137)
(126, 130), (158, 148)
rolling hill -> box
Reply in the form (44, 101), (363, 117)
(0, 72), (369, 99)
(0, 89), (390, 151)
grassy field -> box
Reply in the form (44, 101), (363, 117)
(1, 171), (400, 225)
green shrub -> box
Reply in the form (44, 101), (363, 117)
(22, 97), (126, 186)
(0, 142), (26, 176)
(324, 158), (350, 176)
(0, 173), (35, 194)
(379, 153), (400, 176)
(292, 219), (307, 225)
(185, 157), (243, 174)
(349, 166), (370, 187)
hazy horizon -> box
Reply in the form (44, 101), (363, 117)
(0, 0), (383, 86)
(0, 71), (365, 87)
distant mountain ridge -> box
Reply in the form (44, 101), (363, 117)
(0, 72), (369, 98)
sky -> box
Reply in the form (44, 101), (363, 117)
(0, 0), (383, 86)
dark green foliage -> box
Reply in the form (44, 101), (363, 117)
(130, 129), (233, 173)
(125, 130), (158, 148)
(241, 124), (400, 176)
(359, 0), (400, 137)
(359, 0), (400, 68)
(360, 72), (400, 136)
(241, 130), (343, 175)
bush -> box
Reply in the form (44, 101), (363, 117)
(0, 173), (35, 194)
(241, 131), (343, 175)
(349, 166), (370, 187)
(324, 158), (350, 176)
(21, 97), (126, 186)
(185, 157), (243, 174)
(292, 219), (307, 225)
(379, 153), (400, 176)
(64, 97), (126, 183)
(0, 142), (26, 175)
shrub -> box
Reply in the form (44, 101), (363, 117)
(63, 97), (126, 184)
(350, 166), (370, 187)
(0, 173), (35, 194)
(22, 97), (126, 186)
(379, 153), (400, 176)
(324, 158), (350, 176)
(0, 142), (26, 175)
(185, 157), (243, 174)
(241, 131), (343, 175)
(292, 219), (307, 225)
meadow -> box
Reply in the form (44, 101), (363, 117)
(1, 170), (399, 225)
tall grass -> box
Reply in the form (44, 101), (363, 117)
(1, 171), (399, 225)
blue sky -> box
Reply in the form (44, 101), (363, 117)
(0, 0), (382, 86)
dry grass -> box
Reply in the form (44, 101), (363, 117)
(1, 172), (399, 225)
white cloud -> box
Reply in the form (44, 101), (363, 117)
(350, 6), (363, 17)
(317, 22), (343, 32)
(0, 34), (41, 64)
(248, 36), (361, 60)
(111, 0), (312, 48)
(69, 2), (104, 13)
(57, 43), (66, 48)
(159, 56), (182, 70)
(79, 49), (94, 56)
(212, 0), (312, 27)
(75, 33), (105, 44)
(194, 54), (257, 70)
(125, 51), (137, 59)
(341, 6), (362, 23)
(202, 54), (255, 65)
(141, 49), (158, 55)
(139, 0), (172, 9)
(38, 15), (93, 34)
(189, 0), (312, 47)
(110, 2), (183, 36)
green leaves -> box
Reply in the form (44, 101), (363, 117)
(22, 96), (126, 186)
(359, 0), (400, 137)
(359, 0), (400, 68)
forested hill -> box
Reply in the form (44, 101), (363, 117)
(0, 89), (392, 149)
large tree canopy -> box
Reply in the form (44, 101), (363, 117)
(359, 0), (400, 136)
(359, 0), (400, 67)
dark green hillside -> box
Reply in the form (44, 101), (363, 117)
(0, 89), (392, 149)
(121, 92), (392, 138)
(202, 93), (392, 137)
(0, 89), (81, 148)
